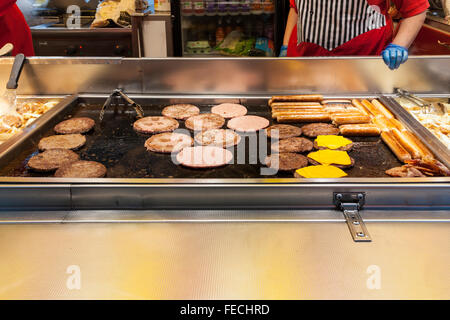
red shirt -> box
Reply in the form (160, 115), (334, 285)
(0, 2), (34, 56)
(287, 0), (429, 57)
(0, 0), (16, 16)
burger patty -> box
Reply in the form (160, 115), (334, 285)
(27, 149), (79, 172)
(227, 115), (269, 132)
(194, 129), (241, 148)
(145, 132), (193, 153)
(38, 134), (86, 151)
(313, 140), (353, 152)
(271, 137), (313, 153)
(176, 146), (233, 168)
(185, 113), (225, 131)
(133, 116), (179, 134)
(211, 103), (248, 118)
(307, 156), (355, 169)
(162, 104), (200, 120)
(54, 117), (95, 134)
(302, 123), (339, 138)
(54, 160), (107, 178)
(265, 153), (309, 171)
(265, 124), (302, 139)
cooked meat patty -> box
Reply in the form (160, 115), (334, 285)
(313, 140), (353, 151)
(302, 123), (339, 138)
(211, 103), (248, 118)
(227, 115), (269, 132)
(27, 149), (79, 172)
(54, 160), (107, 178)
(194, 129), (241, 148)
(133, 116), (179, 134)
(271, 137), (313, 153)
(145, 132), (193, 153)
(185, 113), (225, 131)
(308, 156), (355, 169)
(54, 117), (95, 134)
(38, 134), (86, 151)
(265, 124), (302, 139)
(265, 153), (309, 171)
(162, 104), (200, 120)
(176, 146), (233, 168)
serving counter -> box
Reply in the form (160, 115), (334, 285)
(0, 57), (448, 299)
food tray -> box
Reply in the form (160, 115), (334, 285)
(0, 96), (403, 179)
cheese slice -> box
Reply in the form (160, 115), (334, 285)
(315, 135), (352, 149)
(307, 149), (352, 165)
(295, 165), (348, 178)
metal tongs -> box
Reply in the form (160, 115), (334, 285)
(395, 88), (433, 114)
(99, 89), (144, 122)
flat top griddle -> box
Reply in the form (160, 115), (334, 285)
(0, 100), (402, 179)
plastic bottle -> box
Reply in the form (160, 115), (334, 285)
(228, 0), (239, 15)
(193, 1), (206, 16)
(218, 0), (228, 15)
(216, 19), (225, 44)
(250, 0), (263, 14)
(263, 0), (274, 14)
(205, 0), (218, 16)
(240, 0), (250, 15)
(182, 1), (194, 16)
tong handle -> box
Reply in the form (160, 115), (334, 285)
(6, 54), (26, 90)
(395, 88), (431, 110)
(99, 89), (144, 122)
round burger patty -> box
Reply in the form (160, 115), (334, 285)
(271, 137), (313, 153)
(145, 132), (193, 153)
(313, 140), (353, 152)
(185, 113), (225, 131)
(265, 153), (309, 171)
(38, 134), (86, 151)
(302, 123), (339, 138)
(133, 116), (179, 134)
(265, 124), (302, 139)
(162, 104), (200, 120)
(176, 146), (233, 168)
(54, 160), (107, 178)
(194, 129), (241, 148)
(307, 156), (355, 169)
(227, 115), (269, 132)
(211, 103), (248, 119)
(27, 149), (79, 172)
(54, 117), (95, 134)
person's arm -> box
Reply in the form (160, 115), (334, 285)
(382, 1), (428, 70)
(391, 11), (427, 48)
(283, 8), (298, 46)
(280, 8), (298, 56)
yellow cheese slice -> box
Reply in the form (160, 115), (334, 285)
(295, 165), (348, 178)
(307, 149), (351, 165)
(315, 135), (352, 149)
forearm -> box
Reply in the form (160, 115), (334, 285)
(392, 11), (426, 48)
(283, 8), (298, 46)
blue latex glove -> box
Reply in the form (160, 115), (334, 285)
(279, 45), (288, 57)
(382, 44), (408, 70)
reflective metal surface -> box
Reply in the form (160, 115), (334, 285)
(0, 56), (449, 96)
(0, 214), (448, 299)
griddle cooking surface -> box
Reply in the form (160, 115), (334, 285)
(0, 102), (402, 178)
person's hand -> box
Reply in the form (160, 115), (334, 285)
(382, 44), (408, 70)
(279, 45), (288, 57)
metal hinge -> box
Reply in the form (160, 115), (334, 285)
(334, 192), (371, 242)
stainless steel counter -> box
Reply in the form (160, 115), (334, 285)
(0, 210), (448, 299)
(0, 57), (448, 299)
